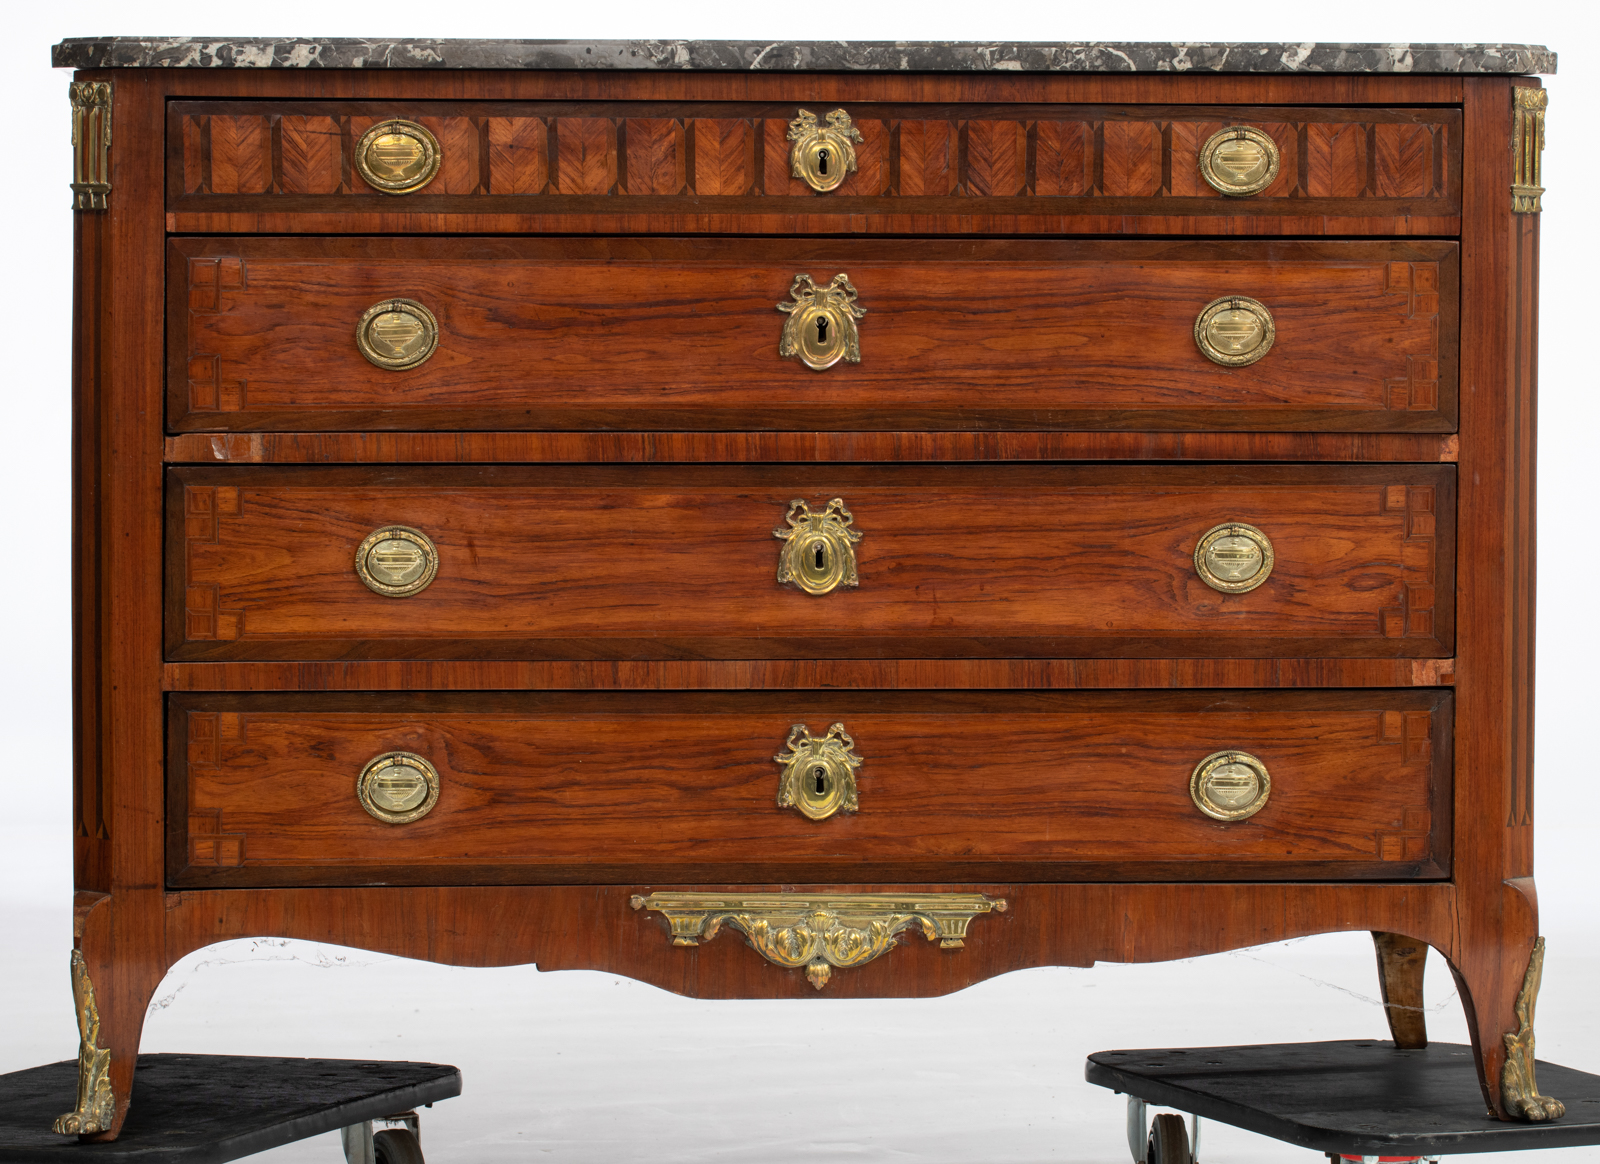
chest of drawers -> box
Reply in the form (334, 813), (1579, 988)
(50, 37), (1562, 1140)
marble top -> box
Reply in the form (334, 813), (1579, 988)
(52, 39), (1556, 74)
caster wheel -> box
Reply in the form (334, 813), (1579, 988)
(1147, 1112), (1191, 1164)
(373, 1128), (426, 1164)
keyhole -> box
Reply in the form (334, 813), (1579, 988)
(818, 148), (830, 175)
(813, 766), (828, 795)
(814, 543), (827, 570)
(816, 316), (830, 344)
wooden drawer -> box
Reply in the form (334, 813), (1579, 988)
(168, 464), (1453, 661)
(167, 100), (1460, 231)
(169, 689), (1451, 887)
(169, 238), (1456, 433)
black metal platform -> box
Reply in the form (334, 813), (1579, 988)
(0, 1054), (461, 1163)
(1088, 1040), (1600, 1157)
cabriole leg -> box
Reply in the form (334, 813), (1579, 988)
(1451, 932), (1565, 1122)
(1371, 931), (1429, 1049)
(1498, 938), (1565, 1121)
(51, 892), (163, 1141)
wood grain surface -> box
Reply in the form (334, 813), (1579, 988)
(160, 658), (1455, 692)
(167, 100), (1459, 227)
(163, 430), (1461, 465)
(156, 76), (1464, 235)
(168, 238), (1457, 432)
(167, 464), (1454, 661)
(167, 689), (1451, 887)
(139, 67), (1467, 108)
(1438, 76), (1544, 1119)
(69, 72), (171, 1141)
(171, 209), (1464, 238)
(160, 881), (1466, 1001)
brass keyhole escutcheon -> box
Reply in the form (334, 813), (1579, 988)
(1190, 750), (1271, 821)
(357, 751), (441, 825)
(1198, 126), (1281, 197)
(790, 528), (843, 593)
(355, 525), (440, 598)
(775, 723), (863, 821)
(355, 119), (443, 194)
(787, 108), (862, 193)
(356, 298), (440, 371)
(777, 273), (866, 371)
(1194, 296), (1275, 367)
(775, 498), (862, 596)
(1194, 522), (1274, 594)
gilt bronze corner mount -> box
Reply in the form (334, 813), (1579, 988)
(69, 82), (112, 211)
(53, 949), (115, 1136)
(1512, 88), (1548, 215)
(1502, 936), (1565, 1121)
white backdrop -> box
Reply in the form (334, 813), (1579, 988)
(3, 4), (1598, 1163)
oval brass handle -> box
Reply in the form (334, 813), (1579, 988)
(1198, 125), (1280, 197)
(775, 723), (862, 821)
(356, 119), (442, 194)
(787, 108), (862, 193)
(355, 525), (439, 597)
(777, 274), (865, 371)
(358, 751), (441, 824)
(1194, 296), (1275, 367)
(1191, 750), (1271, 821)
(774, 498), (862, 595)
(1194, 522), (1274, 594)
(356, 298), (439, 371)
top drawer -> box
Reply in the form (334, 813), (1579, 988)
(167, 101), (1460, 235)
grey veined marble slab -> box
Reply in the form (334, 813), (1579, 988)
(52, 39), (1555, 74)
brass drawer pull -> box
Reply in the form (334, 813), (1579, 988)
(355, 119), (442, 194)
(775, 722), (862, 821)
(356, 298), (439, 371)
(774, 497), (862, 595)
(1198, 126), (1281, 197)
(1194, 295), (1275, 367)
(1190, 750), (1271, 821)
(777, 273), (865, 371)
(355, 525), (439, 597)
(1193, 522), (1275, 594)
(357, 751), (441, 824)
(630, 892), (1006, 990)
(787, 108), (862, 193)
